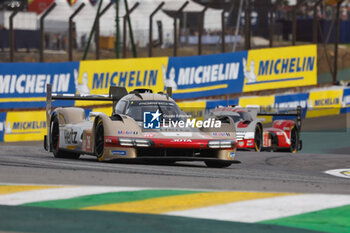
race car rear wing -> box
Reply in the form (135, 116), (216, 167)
(45, 84), (128, 151)
(257, 105), (302, 130)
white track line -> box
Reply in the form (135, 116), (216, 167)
(0, 186), (146, 205)
(325, 169), (350, 179)
(166, 194), (350, 223)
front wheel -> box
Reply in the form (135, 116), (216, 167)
(254, 124), (262, 152)
(205, 160), (232, 168)
(95, 119), (105, 161)
(289, 127), (299, 153)
(50, 115), (80, 159)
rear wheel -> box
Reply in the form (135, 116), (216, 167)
(289, 127), (299, 153)
(95, 119), (105, 161)
(205, 160), (232, 168)
(50, 115), (80, 159)
(254, 124), (262, 152)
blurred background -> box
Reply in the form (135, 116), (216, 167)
(0, 0), (350, 85)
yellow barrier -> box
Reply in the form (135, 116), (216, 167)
(306, 89), (343, 118)
(243, 45), (317, 92)
(4, 110), (46, 142)
(75, 57), (168, 107)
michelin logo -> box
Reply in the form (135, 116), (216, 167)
(0, 73), (71, 94)
(258, 57), (315, 76)
(243, 56), (315, 84)
(175, 62), (240, 86)
(92, 70), (158, 89)
(308, 97), (340, 109)
(1, 121), (45, 134)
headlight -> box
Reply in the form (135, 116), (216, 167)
(134, 139), (152, 147)
(118, 138), (152, 147)
(208, 140), (234, 149)
(119, 138), (133, 146)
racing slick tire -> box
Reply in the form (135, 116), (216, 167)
(288, 126), (299, 153)
(50, 115), (80, 159)
(205, 160), (232, 168)
(94, 118), (105, 162)
(254, 124), (263, 152)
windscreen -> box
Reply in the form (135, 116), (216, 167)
(229, 111), (253, 122)
(125, 100), (184, 122)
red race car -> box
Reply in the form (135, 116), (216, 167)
(211, 106), (302, 153)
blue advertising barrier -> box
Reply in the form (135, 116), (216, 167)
(0, 62), (79, 109)
(0, 112), (7, 142)
(167, 52), (247, 99)
(341, 88), (350, 114)
(205, 92), (309, 122)
(206, 99), (239, 109)
(274, 93), (309, 120)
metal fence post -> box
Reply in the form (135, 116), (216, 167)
(149, 1), (165, 57)
(9, 11), (18, 62)
(173, 1), (189, 57)
(292, 5), (297, 45)
(313, 0), (323, 44)
(69, 3), (85, 61)
(115, 0), (120, 58)
(232, 0), (243, 52)
(292, 0), (307, 46)
(221, 10), (226, 53)
(198, 5), (208, 55)
(123, 2), (139, 58)
(82, 0), (103, 60)
(333, 0), (344, 84)
(269, 0), (275, 48)
(245, 0), (251, 50)
(95, 2), (114, 60)
(39, 2), (56, 62)
(124, 0), (138, 58)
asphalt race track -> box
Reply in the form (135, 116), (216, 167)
(1, 111), (347, 193)
(0, 141), (349, 194)
(0, 115), (349, 233)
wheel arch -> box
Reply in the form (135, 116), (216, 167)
(92, 113), (112, 136)
(272, 120), (297, 131)
(52, 107), (85, 125)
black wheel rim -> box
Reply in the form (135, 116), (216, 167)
(95, 123), (104, 157)
(51, 119), (59, 151)
(290, 128), (297, 151)
(254, 126), (261, 151)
